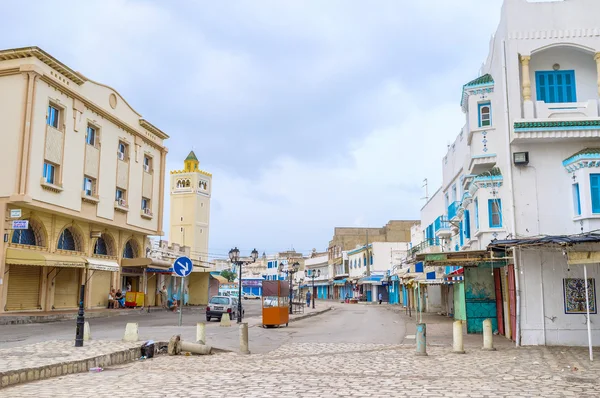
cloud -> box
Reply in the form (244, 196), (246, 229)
(0, 0), (504, 257)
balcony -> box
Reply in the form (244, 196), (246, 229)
(409, 239), (441, 257)
(434, 216), (451, 238)
(447, 201), (460, 221)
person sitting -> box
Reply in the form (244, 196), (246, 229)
(108, 289), (116, 308)
(167, 295), (179, 312)
(115, 289), (125, 308)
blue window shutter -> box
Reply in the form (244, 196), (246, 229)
(475, 198), (479, 229)
(573, 183), (581, 216)
(536, 70), (576, 103)
(591, 175), (600, 213)
(488, 199), (502, 228)
(464, 210), (471, 239)
(536, 72), (546, 102)
(415, 262), (423, 273)
(459, 221), (464, 247)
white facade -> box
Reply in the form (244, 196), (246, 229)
(304, 254), (329, 284)
(415, 0), (600, 346)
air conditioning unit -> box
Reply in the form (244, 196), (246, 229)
(117, 151), (125, 161)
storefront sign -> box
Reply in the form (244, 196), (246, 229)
(12, 220), (29, 230)
(9, 209), (21, 218)
(242, 280), (263, 287)
(121, 267), (144, 275)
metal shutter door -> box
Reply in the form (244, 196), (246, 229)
(54, 268), (80, 309)
(6, 265), (41, 311)
(90, 271), (111, 308)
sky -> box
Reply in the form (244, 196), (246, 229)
(0, 0), (505, 258)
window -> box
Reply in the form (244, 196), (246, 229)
(47, 105), (60, 128)
(123, 240), (136, 259)
(535, 70), (576, 104)
(590, 174), (600, 214)
(142, 197), (150, 210)
(478, 102), (491, 127)
(86, 126), (97, 146)
(464, 210), (471, 240)
(475, 198), (479, 230)
(452, 185), (457, 202)
(573, 183), (581, 216)
(459, 221), (464, 247)
(12, 225), (37, 246)
(83, 176), (96, 196)
(118, 141), (128, 161)
(363, 254), (366, 267)
(57, 228), (79, 251)
(115, 189), (126, 206)
(488, 199), (502, 228)
(43, 162), (56, 184)
(444, 193), (449, 210)
(143, 155), (152, 172)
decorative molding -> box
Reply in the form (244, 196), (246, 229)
(0, 47), (86, 84)
(508, 29), (600, 40)
(515, 120), (600, 130)
(40, 180), (63, 193)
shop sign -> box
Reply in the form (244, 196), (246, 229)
(12, 220), (29, 230)
(10, 209), (21, 218)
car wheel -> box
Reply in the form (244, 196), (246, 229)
(206, 316), (211, 322)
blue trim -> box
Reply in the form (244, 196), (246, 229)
(471, 153), (497, 159)
(473, 175), (503, 182)
(516, 125), (600, 133)
(573, 183), (581, 216)
(47, 105), (59, 128)
(464, 210), (471, 240)
(448, 201), (460, 220)
(535, 70), (576, 104)
(563, 152), (600, 167)
(43, 163), (55, 184)
(478, 102), (491, 127)
(590, 174), (600, 214)
(488, 199), (502, 228)
(415, 262), (424, 273)
(475, 198), (479, 229)
(426, 271), (436, 280)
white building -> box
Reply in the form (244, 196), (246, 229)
(303, 254), (329, 300)
(413, 0), (600, 347)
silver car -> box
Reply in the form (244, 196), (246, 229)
(206, 296), (244, 321)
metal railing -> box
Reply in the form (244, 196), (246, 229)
(447, 201), (460, 220)
(434, 216), (450, 232)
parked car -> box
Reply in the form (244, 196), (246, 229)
(206, 296), (244, 322)
(243, 292), (260, 300)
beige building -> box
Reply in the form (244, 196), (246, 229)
(169, 151), (211, 262)
(0, 47), (168, 313)
(328, 220), (418, 251)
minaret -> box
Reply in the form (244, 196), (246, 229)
(169, 151), (212, 263)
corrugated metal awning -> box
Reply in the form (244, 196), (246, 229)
(6, 248), (86, 268)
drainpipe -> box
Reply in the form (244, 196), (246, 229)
(502, 39), (520, 347)
(540, 251), (546, 346)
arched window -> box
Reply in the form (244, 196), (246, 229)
(57, 227), (82, 252)
(123, 239), (138, 259)
(12, 225), (37, 246)
(176, 180), (182, 188)
(185, 180), (191, 187)
(94, 237), (108, 255)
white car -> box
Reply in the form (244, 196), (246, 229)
(243, 293), (260, 300)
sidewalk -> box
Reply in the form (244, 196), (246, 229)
(0, 340), (143, 390)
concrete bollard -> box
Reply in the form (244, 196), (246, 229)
(415, 323), (427, 356)
(482, 318), (496, 351)
(180, 341), (212, 355)
(83, 321), (91, 341)
(220, 313), (232, 327)
(239, 322), (250, 355)
(452, 320), (465, 354)
(123, 322), (139, 342)
(196, 322), (206, 344)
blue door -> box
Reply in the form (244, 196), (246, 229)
(366, 290), (372, 302)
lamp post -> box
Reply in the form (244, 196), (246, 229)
(304, 269), (321, 309)
(229, 247), (259, 324)
(280, 262), (300, 314)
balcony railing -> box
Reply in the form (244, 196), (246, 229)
(434, 216), (450, 232)
(447, 201), (460, 220)
(409, 238), (439, 257)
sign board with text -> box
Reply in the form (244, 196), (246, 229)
(12, 220), (29, 230)
(9, 209), (21, 218)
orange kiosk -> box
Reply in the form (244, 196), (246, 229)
(261, 280), (290, 327)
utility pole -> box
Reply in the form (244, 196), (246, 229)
(421, 178), (429, 202)
(365, 229), (370, 277)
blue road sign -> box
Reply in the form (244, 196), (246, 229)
(173, 256), (193, 277)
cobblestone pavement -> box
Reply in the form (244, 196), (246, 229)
(4, 341), (600, 397)
(0, 340), (139, 373)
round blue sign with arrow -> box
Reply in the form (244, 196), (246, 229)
(173, 256), (193, 277)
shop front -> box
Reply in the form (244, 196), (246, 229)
(86, 257), (120, 309)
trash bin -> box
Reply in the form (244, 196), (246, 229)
(141, 341), (155, 358)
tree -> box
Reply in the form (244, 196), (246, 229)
(220, 270), (236, 282)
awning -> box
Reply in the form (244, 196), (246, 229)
(489, 234), (600, 252)
(86, 257), (119, 272)
(333, 279), (347, 285)
(211, 275), (228, 284)
(6, 248), (86, 268)
(358, 275), (384, 285)
(121, 258), (152, 267)
(416, 250), (509, 268)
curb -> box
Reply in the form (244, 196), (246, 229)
(0, 311), (128, 326)
(0, 343), (149, 390)
(289, 306), (333, 323)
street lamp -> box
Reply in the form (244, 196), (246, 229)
(229, 247), (259, 324)
(304, 269), (321, 309)
(280, 261), (300, 314)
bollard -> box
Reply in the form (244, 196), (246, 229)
(220, 313), (232, 327)
(239, 322), (250, 355)
(83, 321), (92, 341)
(415, 323), (427, 356)
(123, 323), (139, 342)
(452, 320), (465, 354)
(482, 318), (496, 351)
(196, 322), (206, 344)
(180, 341), (212, 355)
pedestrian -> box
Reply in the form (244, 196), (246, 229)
(306, 290), (311, 307)
(168, 294), (179, 312)
(126, 282), (132, 292)
(108, 289), (116, 308)
(378, 292), (383, 305)
(115, 289), (125, 308)
(160, 285), (168, 309)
